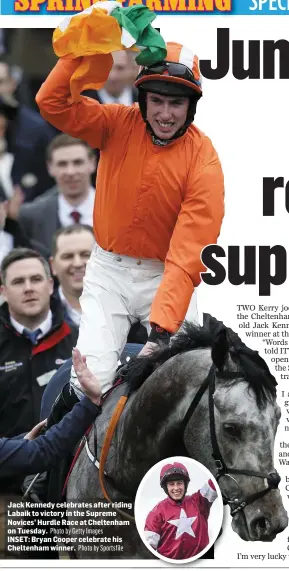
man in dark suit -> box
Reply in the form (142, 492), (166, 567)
(18, 134), (96, 253)
(0, 57), (56, 201)
(0, 187), (49, 272)
(0, 98), (49, 266)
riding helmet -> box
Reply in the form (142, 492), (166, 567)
(160, 462), (190, 494)
(135, 42), (203, 138)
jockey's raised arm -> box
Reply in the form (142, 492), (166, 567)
(36, 58), (120, 150)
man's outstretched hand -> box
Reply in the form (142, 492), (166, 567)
(72, 348), (102, 406)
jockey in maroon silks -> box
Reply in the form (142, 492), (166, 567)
(144, 462), (217, 560)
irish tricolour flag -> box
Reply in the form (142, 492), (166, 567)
(53, 1), (166, 101)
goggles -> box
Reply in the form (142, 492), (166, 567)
(137, 61), (201, 89)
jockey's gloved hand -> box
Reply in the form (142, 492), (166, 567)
(148, 323), (171, 345)
(115, 360), (134, 382)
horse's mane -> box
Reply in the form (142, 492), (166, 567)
(120, 314), (277, 406)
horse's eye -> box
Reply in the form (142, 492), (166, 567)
(223, 423), (241, 437)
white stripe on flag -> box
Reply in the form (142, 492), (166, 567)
(93, 1), (122, 15)
(179, 45), (195, 70)
(59, 15), (74, 32)
(58, 4), (94, 32)
(121, 28), (137, 48)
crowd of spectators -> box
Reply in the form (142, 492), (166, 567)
(0, 30), (146, 487)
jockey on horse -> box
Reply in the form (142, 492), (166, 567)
(36, 16), (224, 422)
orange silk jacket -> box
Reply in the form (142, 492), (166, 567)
(36, 58), (224, 333)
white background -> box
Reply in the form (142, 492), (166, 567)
(1, 11), (289, 571)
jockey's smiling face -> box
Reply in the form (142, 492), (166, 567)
(146, 92), (190, 140)
(166, 479), (186, 501)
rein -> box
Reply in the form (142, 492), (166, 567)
(98, 395), (135, 523)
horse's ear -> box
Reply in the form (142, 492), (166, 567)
(211, 328), (229, 371)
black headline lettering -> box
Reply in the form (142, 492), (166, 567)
(201, 176), (289, 295)
(200, 28), (289, 80)
(263, 177), (289, 216)
(201, 245), (287, 296)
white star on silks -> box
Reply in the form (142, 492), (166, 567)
(168, 508), (197, 540)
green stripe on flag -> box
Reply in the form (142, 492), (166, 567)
(111, 5), (167, 65)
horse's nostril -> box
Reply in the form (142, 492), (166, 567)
(256, 517), (266, 530)
(252, 516), (270, 538)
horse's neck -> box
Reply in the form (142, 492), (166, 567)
(111, 348), (213, 494)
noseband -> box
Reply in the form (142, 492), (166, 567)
(183, 364), (281, 517)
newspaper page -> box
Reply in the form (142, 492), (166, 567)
(0, 0), (289, 569)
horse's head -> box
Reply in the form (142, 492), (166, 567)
(211, 328), (288, 541)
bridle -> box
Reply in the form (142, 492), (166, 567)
(182, 363), (281, 517)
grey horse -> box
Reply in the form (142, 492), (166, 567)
(66, 315), (288, 558)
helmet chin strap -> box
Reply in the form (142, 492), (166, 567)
(146, 121), (173, 146)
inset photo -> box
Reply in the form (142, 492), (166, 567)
(135, 457), (223, 564)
